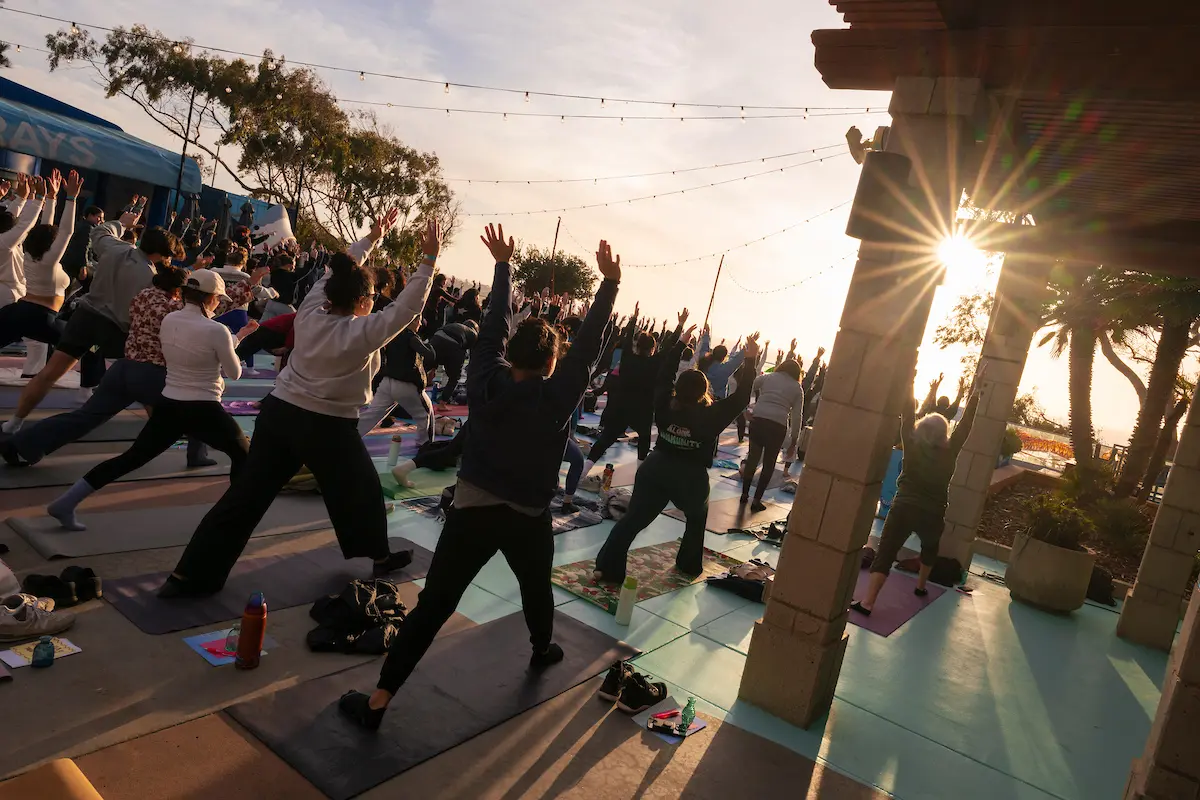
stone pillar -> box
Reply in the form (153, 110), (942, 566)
(737, 76), (981, 728)
(1117, 399), (1200, 651)
(938, 254), (1054, 568)
(1124, 587), (1200, 799)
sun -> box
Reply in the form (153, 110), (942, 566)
(937, 233), (991, 291)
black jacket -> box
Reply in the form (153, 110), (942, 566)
(433, 322), (478, 350)
(380, 329), (436, 389)
(653, 338), (755, 467)
(61, 218), (96, 280)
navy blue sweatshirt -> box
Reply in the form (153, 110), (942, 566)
(654, 338), (755, 467)
(458, 261), (618, 509)
(380, 329), (436, 389)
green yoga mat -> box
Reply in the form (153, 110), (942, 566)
(378, 467), (459, 500)
(551, 540), (744, 614)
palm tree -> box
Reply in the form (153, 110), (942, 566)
(1038, 266), (1119, 485)
(1111, 275), (1200, 496)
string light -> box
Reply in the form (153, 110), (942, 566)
(524, 91), (529, 103)
(172, 43), (182, 54)
(358, 71), (365, 81)
(14, 44), (20, 52)
(463, 154), (847, 217)
(275, 93), (283, 100)
(224, 86), (232, 93)
(726, 251), (857, 294)
(167, 75), (174, 82)
(600, 98), (606, 109)
(267, 59), (276, 71)
(1, 8), (884, 114)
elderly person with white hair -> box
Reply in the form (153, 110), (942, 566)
(851, 364), (988, 615)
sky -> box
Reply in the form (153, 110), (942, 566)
(0, 0), (1169, 443)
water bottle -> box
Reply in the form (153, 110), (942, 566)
(602, 464), (615, 492)
(614, 576), (637, 625)
(677, 696), (697, 735)
(387, 434), (403, 467)
(31, 636), (55, 668)
(235, 592), (267, 670)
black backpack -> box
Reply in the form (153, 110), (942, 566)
(1087, 566), (1118, 607)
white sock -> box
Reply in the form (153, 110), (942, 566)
(48, 479), (95, 531)
(2, 417), (24, 434)
(391, 459), (417, 488)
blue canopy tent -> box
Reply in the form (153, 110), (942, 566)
(0, 77), (201, 227)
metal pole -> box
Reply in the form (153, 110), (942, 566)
(549, 216), (561, 294)
(703, 254), (724, 330)
(174, 85), (197, 216)
(210, 141), (221, 187)
(292, 158), (306, 227)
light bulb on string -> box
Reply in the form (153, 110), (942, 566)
(275, 93), (283, 100)
(740, 106), (746, 123)
(524, 91), (530, 103)
(167, 75), (175, 82)
(172, 43), (182, 54)
(503, 113), (508, 122)
(267, 59), (276, 71)
(560, 115), (565, 124)
(14, 44), (20, 52)
(444, 82), (450, 94)
(620, 117), (625, 126)
(359, 71), (366, 81)
(600, 98), (606, 109)
(446, 109), (450, 116)
(70, 22), (80, 34)
(224, 86), (232, 93)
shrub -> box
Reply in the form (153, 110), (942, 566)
(1001, 427), (1023, 459)
(1090, 497), (1151, 556)
(1024, 493), (1095, 551)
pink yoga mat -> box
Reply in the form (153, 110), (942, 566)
(848, 568), (946, 637)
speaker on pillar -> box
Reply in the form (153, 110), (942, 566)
(845, 151), (918, 244)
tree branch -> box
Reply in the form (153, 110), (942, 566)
(1099, 330), (1146, 404)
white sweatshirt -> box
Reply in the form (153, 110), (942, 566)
(0, 198), (39, 306)
(24, 198), (74, 298)
(272, 236), (435, 419)
(160, 304), (242, 402)
(750, 371), (805, 429)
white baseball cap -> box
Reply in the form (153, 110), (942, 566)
(187, 269), (230, 300)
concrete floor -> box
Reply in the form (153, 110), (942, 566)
(0, 388), (1169, 799)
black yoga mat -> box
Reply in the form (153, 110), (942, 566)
(227, 611), (638, 800)
(103, 537), (432, 635)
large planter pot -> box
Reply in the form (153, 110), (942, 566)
(1006, 533), (1095, 613)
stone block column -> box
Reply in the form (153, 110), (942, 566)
(1118, 398), (1200, 651)
(939, 254), (1054, 568)
(737, 76), (982, 728)
(1124, 587), (1200, 799)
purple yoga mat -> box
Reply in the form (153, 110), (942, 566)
(103, 538), (433, 635)
(364, 435), (420, 458)
(848, 568), (946, 637)
(222, 399), (261, 416)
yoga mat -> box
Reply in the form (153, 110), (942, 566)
(364, 435), (420, 458)
(0, 442), (230, 490)
(222, 399), (261, 416)
(222, 380), (275, 399)
(849, 568), (946, 637)
(433, 403), (468, 417)
(720, 469), (788, 491)
(103, 537), (433, 635)
(226, 611), (638, 800)
(379, 467), (458, 500)
(581, 460), (638, 490)
(398, 495), (604, 535)
(7, 495), (333, 559)
(551, 540), (744, 613)
(666, 495), (790, 533)
(0, 386), (89, 409)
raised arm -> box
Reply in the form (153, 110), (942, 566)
(710, 335), (761, 426)
(656, 333), (692, 418)
(919, 373), (942, 416)
(294, 211), (395, 322)
(1, 194), (43, 252)
(43, 172), (82, 268)
(949, 365), (987, 454)
(802, 347), (824, 391)
(468, 224), (517, 403)
(899, 383), (917, 451)
(349, 218), (439, 353)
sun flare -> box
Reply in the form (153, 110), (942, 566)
(937, 233), (992, 291)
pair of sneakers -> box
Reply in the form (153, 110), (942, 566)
(597, 660), (667, 714)
(0, 593), (75, 642)
(21, 567), (102, 609)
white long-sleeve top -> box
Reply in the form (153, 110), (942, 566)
(160, 304), (242, 402)
(24, 198), (74, 298)
(272, 236), (435, 419)
(750, 371), (806, 429)
(0, 198), (41, 305)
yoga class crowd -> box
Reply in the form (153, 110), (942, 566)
(0, 171), (984, 729)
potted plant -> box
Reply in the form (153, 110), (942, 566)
(998, 427), (1023, 467)
(1005, 493), (1096, 613)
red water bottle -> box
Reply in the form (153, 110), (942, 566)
(235, 592), (266, 670)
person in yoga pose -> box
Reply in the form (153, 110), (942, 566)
(337, 224), (621, 731)
(919, 372), (967, 420)
(357, 316), (436, 445)
(157, 212), (438, 598)
(851, 364), (988, 615)
(740, 359), (805, 511)
(591, 321), (760, 585)
(45, 270), (259, 530)
(429, 318), (478, 407)
(3, 202), (182, 432)
(1, 264), (267, 468)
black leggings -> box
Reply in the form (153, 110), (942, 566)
(83, 399), (249, 489)
(743, 417), (787, 501)
(587, 410), (652, 463)
(0, 300), (64, 349)
(735, 412), (747, 442)
(169, 394), (392, 591)
(594, 450), (709, 582)
(432, 337), (466, 404)
(869, 503), (944, 576)
(234, 325), (287, 363)
(376, 503), (554, 694)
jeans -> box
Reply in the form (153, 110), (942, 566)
(743, 417), (787, 501)
(83, 399), (248, 489)
(8, 359), (208, 464)
(594, 450), (709, 581)
(170, 394), (392, 591)
(357, 377), (433, 445)
(376, 503), (554, 693)
(563, 437), (584, 496)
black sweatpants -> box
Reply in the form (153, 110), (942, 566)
(586, 409), (652, 463)
(377, 503), (554, 693)
(432, 336), (466, 404)
(869, 502), (944, 575)
(54, 305), (127, 388)
(743, 417), (788, 501)
(170, 394), (392, 591)
(594, 450), (709, 582)
(735, 412), (747, 442)
(234, 325), (287, 363)
(0, 299), (64, 349)
(83, 399), (249, 489)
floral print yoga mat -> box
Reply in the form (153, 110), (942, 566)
(551, 541), (744, 614)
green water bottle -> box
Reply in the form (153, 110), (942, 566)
(677, 696), (697, 735)
(31, 636), (55, 668)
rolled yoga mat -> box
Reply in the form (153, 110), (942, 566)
(7, 495), (334, 559)
(103, 537), (433, 635)
(227, 611), (639, 800)
(0, 441), (230, 491)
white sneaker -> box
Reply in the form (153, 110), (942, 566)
(579, 474), (603, 493)
(0, 594), (74, 642)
